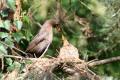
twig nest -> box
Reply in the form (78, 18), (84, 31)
(28, 58), (58, 72)
(24, 58), (59, 80)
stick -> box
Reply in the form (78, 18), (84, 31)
(88, 56), (120, 67)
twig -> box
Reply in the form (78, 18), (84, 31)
(79, 0), (91, 10)
(2, 55), (23, 59)
(52, 73), (62, 80)
(35, 22), (42, 28)
(88, 56), (120, 67)
(0, 54), (38, 62)
(112, 8), (120, 17)
(63, 66), (76, 74)
(0, 0), (7, 9)
(0, 55), (4, 70)
(87, 59), (98, 64)
(14, 0), (21, 20)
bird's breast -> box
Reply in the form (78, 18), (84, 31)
(46, 28), (53, 42)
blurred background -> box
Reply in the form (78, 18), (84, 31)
(0, 0), (120, 79)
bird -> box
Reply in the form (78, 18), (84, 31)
(58, 35), (79, 61)
(26, 19), (59, 58)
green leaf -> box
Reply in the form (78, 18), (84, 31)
(3, 20), (11, 30)
(0, 72), (3, 79)
(0, 43), (7, 55)
(0, 32), (9, 38)
(0, 32), (14, 47)
(0, 11), (8, 18)
(22, 15), (30, 24)
(0, 22), (4, 28)
(13, 61), (21, 69)
(6, 61), (21, 71)
(14, 20), (23, 30)
(3, 20), (11, 29)
(12, 32), (24, 42)
(6, 58), (13, 66)
(98, 42), (106, 49)
(5, 36), (14, 47)
(25, 60), (33, 64)
(0, 20), (11, 30)
(6, 0), (16, 10)
(22, 30), (33, 41)
(7, 64), (14, 72)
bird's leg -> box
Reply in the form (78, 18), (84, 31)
(33, 53), (37, 58)
(39, 43), (50, 58)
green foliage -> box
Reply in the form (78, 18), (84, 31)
(0, 0), (120, 79)
(0, 43), (7, 55)
(0, 20), (11, 30)
(30, 0), (56, 21)
(0, 32), (9, 39)
(0, 10), (9, 18)
(6, 0), (16, 10)
(14, 20), (23, 30)
(5, 58), (21, 71)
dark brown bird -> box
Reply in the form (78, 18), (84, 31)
(26, 19), (59, 58)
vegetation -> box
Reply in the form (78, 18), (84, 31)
(0, 0), (120, 80)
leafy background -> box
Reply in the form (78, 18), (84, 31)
(0, 0), (120, 79)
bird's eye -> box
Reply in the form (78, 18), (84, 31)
(56, 24), (59, 26)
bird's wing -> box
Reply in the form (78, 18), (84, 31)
(40, 42), (50, 57)
(31, 40), (50, 57)
(26, 28), (48, 52)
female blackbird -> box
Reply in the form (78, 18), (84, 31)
(26, 19), (58, 58)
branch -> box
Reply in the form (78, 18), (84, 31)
(0, 0), (7, 9)
(78, 0), (91, 11)
(14, 0), (21, 20)
(0, 54), (35, 59)
(88, 56), (120, 67)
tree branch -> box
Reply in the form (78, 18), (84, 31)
(14, 0), (21, 20)
(88, 56), (120, 67)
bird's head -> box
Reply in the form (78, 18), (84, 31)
(62, 35), (69, 46)
(44, 18), (61, 32)
(46, 18), (60, 28)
